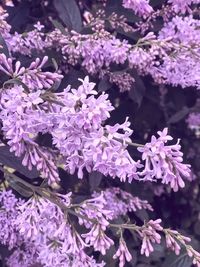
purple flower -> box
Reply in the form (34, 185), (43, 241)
(138, 219), (163, 257)
(122, 0), (153, 17)
(0, 190), (23, 249)
(6, 243), (39, 267)
(51, 77), (141, 183)
(82, 224), (114, 255)
(0, 54), (63, 90)
(12, 191), (107, 266)
(113, 237), (132, 267)
(157, 16), (200, 89)
(168, 0), (200, 13)
(138, 128), (191, 191)
(93, 187), (153, 219)
(75, 193), (114, 254)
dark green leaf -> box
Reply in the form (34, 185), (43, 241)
(129, 71), (146, 106)
(49, 80), (61, 92)
(162, 252), (193, 267)
(58, 69), (85, 92)
(89, 171), (103, 191)
(168, 107), (190, 124)
(50, 19), (68, 35)
(135, 209), (149, 221)
(52, 58), (59, 71)
(5, 176), (33, 198)
(6, 2), (29, 32)
(3, 78), (29, 92)
(0, 146), (39, 179)
(98, 77), (112, 92)
(150, 243), (165, 260)
(98, 243), (116, 267)
(54, 0), (82, 32)
(106, 0), (139, 23)
(0, 34), (9, 57)
(194, 221), (200, 236)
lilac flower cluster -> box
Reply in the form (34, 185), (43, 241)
(158, 16), (200, 88)
(0, 13), (48, 55)
(0, 190), (40, 267)
(122, 0), (153, 18)
(0, 72), (191, 190)
(122, 0), (200, 17)
(93, 187), (153, 219)
(51, 78), (141, 182)
(1, 8), (200, 91)
(168, 0), (200, 13)
(113, 237), (132, 267)
(0, 54), (63, 90)
(49, 24), (200, 90)
(0, 190), (22, 249)
(0, 54), (62, 183)
(0, 2), (198, 266)
(0, 84), (60, 184)
(101, 70), (135, 92)
(164, 229), (200, 266)
(165, 229), (191, 255)
(6, 242), (39, 267)
(0, 188), (149, 266)
(1, 188), (199, 267)
(138, 219), (163, 257)
(2, 189), (105, 267)
(138, 128), (191, 191)
(76, 188), (153, 256)
(76, 193), (114, 255)
(59, 33), (131, 74)
(2, 74), (136, 183)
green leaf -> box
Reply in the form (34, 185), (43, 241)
(129, 71), (146, 106)
(0, 33), (9, 57)
(135, 209), (149, 221)
(106, 0), (139, 23)
(52, 58), (59, 71)
(98, 77), (112, 92)
(54, 0), (82, 32)
(50, 19), (68, 35)
(89, 171), (103, 191)
(162, 252), (193, 267)
(168, 106), (190, 124)
(0, 146), (39, 179)
(194, 221), (200, 236)
(3, 78), (29, 92)
(5, 176), (33, 198)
